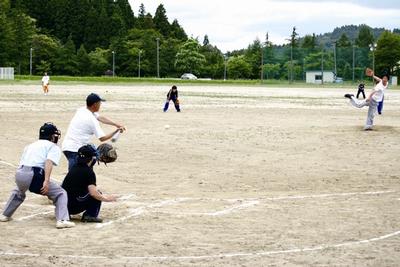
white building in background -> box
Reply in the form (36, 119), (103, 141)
(0, 67), (14, 80)
(306, 70), (335, 84)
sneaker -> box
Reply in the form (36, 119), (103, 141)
(56, 220), (75, 229)
(81, 215), (103, 223)
(364, 126), (373, 131)
(344, 94), (354, 99)
(0, 214), (11, 222)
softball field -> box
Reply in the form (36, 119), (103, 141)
(0, 83), (399, 266)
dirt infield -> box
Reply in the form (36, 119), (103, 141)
(0, 84), (399, 266)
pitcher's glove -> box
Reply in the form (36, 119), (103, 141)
(97, 143), (117, 164)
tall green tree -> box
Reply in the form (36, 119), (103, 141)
(53, 35), (78, 75)
(77, 44), (91, 76)
(153, 4), (170, 37)
(227, 55), (251, 79)
(175, 38), (206, 75)
(356, 25), (374, 47)
(375, 31), (400, 76)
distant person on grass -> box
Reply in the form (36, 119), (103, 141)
(42, 72), (50, 95)
(344, 69), (389, 130)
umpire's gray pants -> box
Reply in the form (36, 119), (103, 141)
(350, 97), (378, 129)
(2, 166), (70, 221)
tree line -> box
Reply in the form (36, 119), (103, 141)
(0, 0), (399, 80)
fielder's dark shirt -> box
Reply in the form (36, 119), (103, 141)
(358, 83), (365, 91)
(62, 164), (96, 198)
(167, 89), (178, 100)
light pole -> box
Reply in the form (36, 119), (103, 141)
(352, 45), (355, 83)
(290, 43), (293, 83)
(29, 47), (33, 75)
(321, 49), (324, 85)
(369, 43), (377, 71)
(261, 44), (264, 82)
(333, 42), (337, 78)
(112, 51), (115, 77)
(156, 38), (160, 78)
(138, 50), (142, 78)
(223, 54), (227, 81)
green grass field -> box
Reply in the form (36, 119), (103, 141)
(2, 75), (397, 89)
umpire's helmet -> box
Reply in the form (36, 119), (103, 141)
(39, 122), (61, 143)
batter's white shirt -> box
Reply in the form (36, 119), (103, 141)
(372, 80), (387, 102)
(42, 75), (50, 85)
(62, 107), (105, 152)
(19, 140), (61, 168)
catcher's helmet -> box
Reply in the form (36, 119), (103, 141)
(77, 144), (98, 166)
(39, 122), (61, 143)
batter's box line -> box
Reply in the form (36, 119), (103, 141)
(96, 198), (191, 229)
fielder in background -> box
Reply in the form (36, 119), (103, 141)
(344, 69), (389, 130)
(62, 144), (116, 223)
(0, 123), (75, 229)
(62, 93), (126, 170)
(163, 85), (181, 112)
(42, 72), (50, 95)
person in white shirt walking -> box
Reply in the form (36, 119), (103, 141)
(42, 72), (50, 95)
(0, 123), (75, 229)
(344, 69), (389, 130)
(62, 93), (125, 170)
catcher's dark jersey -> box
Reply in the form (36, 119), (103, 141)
(62, 164), (96, 198)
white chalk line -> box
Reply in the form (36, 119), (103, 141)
(16, 210), (53, 221)
(1, 229), (400, 261)
(0, 160), (17, 168)
(96, 198), (190, 229)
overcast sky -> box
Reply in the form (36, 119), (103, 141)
(129, 0), (400, 52)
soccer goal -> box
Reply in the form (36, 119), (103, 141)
(0, 67), (14, 80)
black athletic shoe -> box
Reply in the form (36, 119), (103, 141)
(344, 94), (354, 99)
(81, 215), (103, 223)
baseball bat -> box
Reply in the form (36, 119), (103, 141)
(111, 129), (121, 143)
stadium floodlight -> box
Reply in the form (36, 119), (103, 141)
(112, 51), (115, 77)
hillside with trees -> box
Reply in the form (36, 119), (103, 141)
(0, 0), (399, 80)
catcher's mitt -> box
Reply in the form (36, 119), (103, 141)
(97, 143), (117, 164)
(365, 68), (374, 77)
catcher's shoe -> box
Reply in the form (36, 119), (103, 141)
(0, 214), (11, 222)
(344, 94), (354, 99)
(81, 215), (103, 223)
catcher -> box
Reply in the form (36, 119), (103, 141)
(62, 144), (117, 223)
(344, 68), (389, 130)
(163, 85), (181, 112)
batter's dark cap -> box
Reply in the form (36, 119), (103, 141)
(86, 93), (106, 106)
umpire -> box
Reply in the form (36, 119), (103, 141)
(62, 144), (116, 223)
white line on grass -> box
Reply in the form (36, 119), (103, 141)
(1, 229), (399, 261)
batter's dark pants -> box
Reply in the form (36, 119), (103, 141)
(63, 151), (78, 171)
(67, 193), (102, 217)
(163, 98), (180, 112)
(357, 90), (365, 99)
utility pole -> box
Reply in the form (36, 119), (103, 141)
(112, 51), (115, 77)
(138, 50), (142, 78)
(29, 47), (33, 75)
